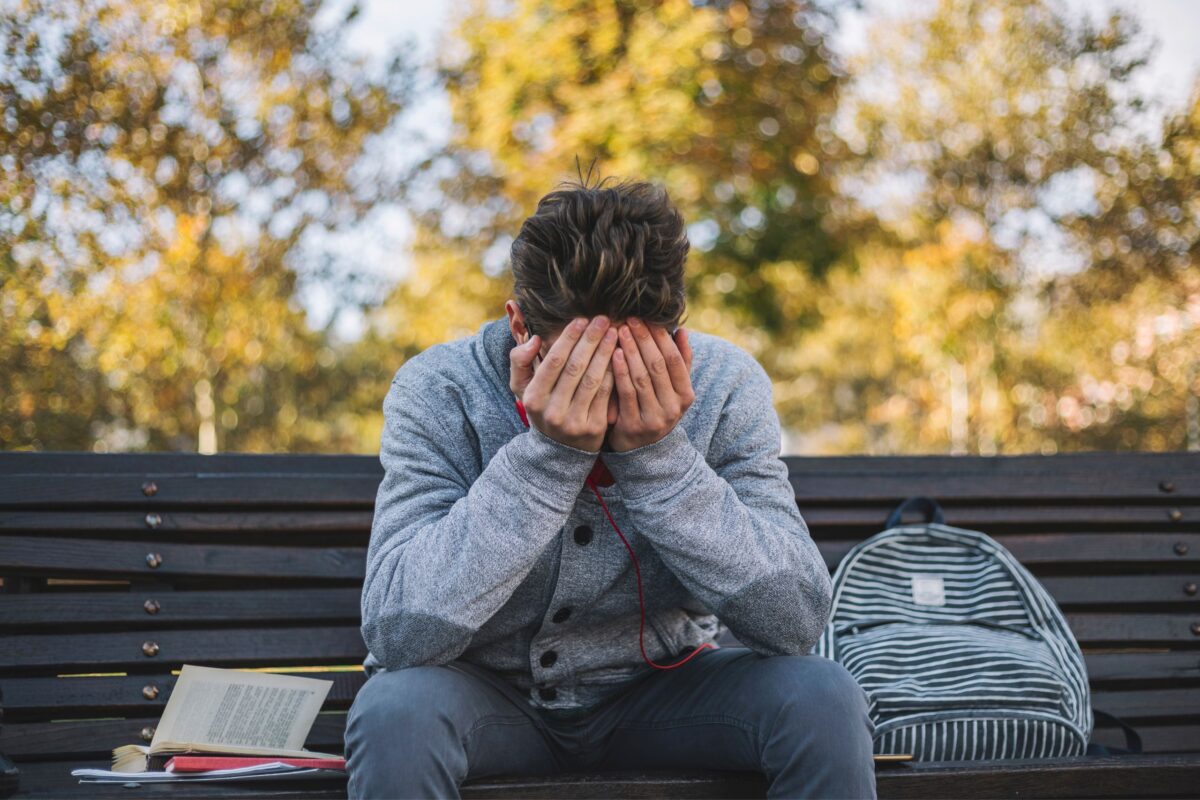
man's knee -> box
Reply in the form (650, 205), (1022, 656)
(751, 655), (877, 798)
(346, 665), (463, 745)
(345, 666), (482, 799)
(755, 655), (875, 744)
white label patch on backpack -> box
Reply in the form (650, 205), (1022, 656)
(911, 575), (946, 606)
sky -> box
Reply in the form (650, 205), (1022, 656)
(306, 0), (1200, 341)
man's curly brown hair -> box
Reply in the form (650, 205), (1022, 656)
(511, 167), (690, 340)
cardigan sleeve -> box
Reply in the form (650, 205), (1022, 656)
(600, 355), (832, 656)
(360, 373), (600, 671)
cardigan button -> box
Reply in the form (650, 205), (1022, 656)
(552, 607), (572, 623)
(573, 525), (593, 545)
(538, 686), (557, 701)
(540, 650), (558, 667)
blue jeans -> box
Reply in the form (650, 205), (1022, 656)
(344, 646), (877, 799)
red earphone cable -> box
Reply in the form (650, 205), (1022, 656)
(516, 398), (714, 670)
(584, 475), (714, 670)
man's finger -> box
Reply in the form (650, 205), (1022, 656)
(607, 376), (619, 425)
(547, 315), (610, 418)
(588, 366), (614, 429)
(527, 317), (587, 402)
(513, 335), (540, 365)
(612, 347), (640, 421)
(509, 335), (540, 394)
(570, 324), (618, 416)
(617, 323), (661, 418)
(675, 328), (692, 373)
(650, 324), (690, 397)
(627, 317), (675, 402)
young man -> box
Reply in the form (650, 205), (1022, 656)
(345, 178), (877, 799)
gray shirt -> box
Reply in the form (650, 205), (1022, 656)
(360, 315), (832, 713)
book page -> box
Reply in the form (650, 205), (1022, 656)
(151, 664), (333, 754)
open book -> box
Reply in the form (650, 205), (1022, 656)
(112, 664), (340, 773)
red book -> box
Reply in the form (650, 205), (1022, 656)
(164, 755), (347, 773)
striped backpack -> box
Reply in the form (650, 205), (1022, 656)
(815, 497), (1093, 760)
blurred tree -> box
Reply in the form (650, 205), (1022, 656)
(1041, 82), (1200, 450)
(0, 0), (411, 451)
(367, 0), (851, 363)
(5, 0), (1194, 456)
(789, 0), (1197, 453)
(778, 223), (1021, 454)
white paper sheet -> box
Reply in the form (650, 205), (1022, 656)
(74, 762), (345, 783)
(152, 664), (333, 753)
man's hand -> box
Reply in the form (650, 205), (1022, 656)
(510, 315), (618, 452)
(609, 317), (695, 452)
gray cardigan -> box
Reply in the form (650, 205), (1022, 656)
(360, 315), (832, 712)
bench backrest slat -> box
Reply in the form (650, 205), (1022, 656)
(0, 535), (365, 581)
(1, 451), (1197, 765)
(0, 587), (361, 628)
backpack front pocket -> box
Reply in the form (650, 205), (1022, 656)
(837, 621), (1073, 719)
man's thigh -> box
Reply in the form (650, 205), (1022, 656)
(589, 646), (873, 774)
(344, 662), (565, 786)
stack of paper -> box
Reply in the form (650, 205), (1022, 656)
(73, 762), (345, 784)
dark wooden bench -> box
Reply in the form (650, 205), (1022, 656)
(1, 450), (1198, 798)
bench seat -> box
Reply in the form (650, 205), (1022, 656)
(2, 450), (1198, 798)
(8, 755), (1200, 798)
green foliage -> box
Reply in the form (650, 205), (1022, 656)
(374, 0), (847, 358)
(2, 0), (1196, 454)
(802, 0), (1198, 453)
(1, 0), (411, 450)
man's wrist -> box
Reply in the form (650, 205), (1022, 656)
(602, 424), (700, 503)
(504, 425), (600, 505)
